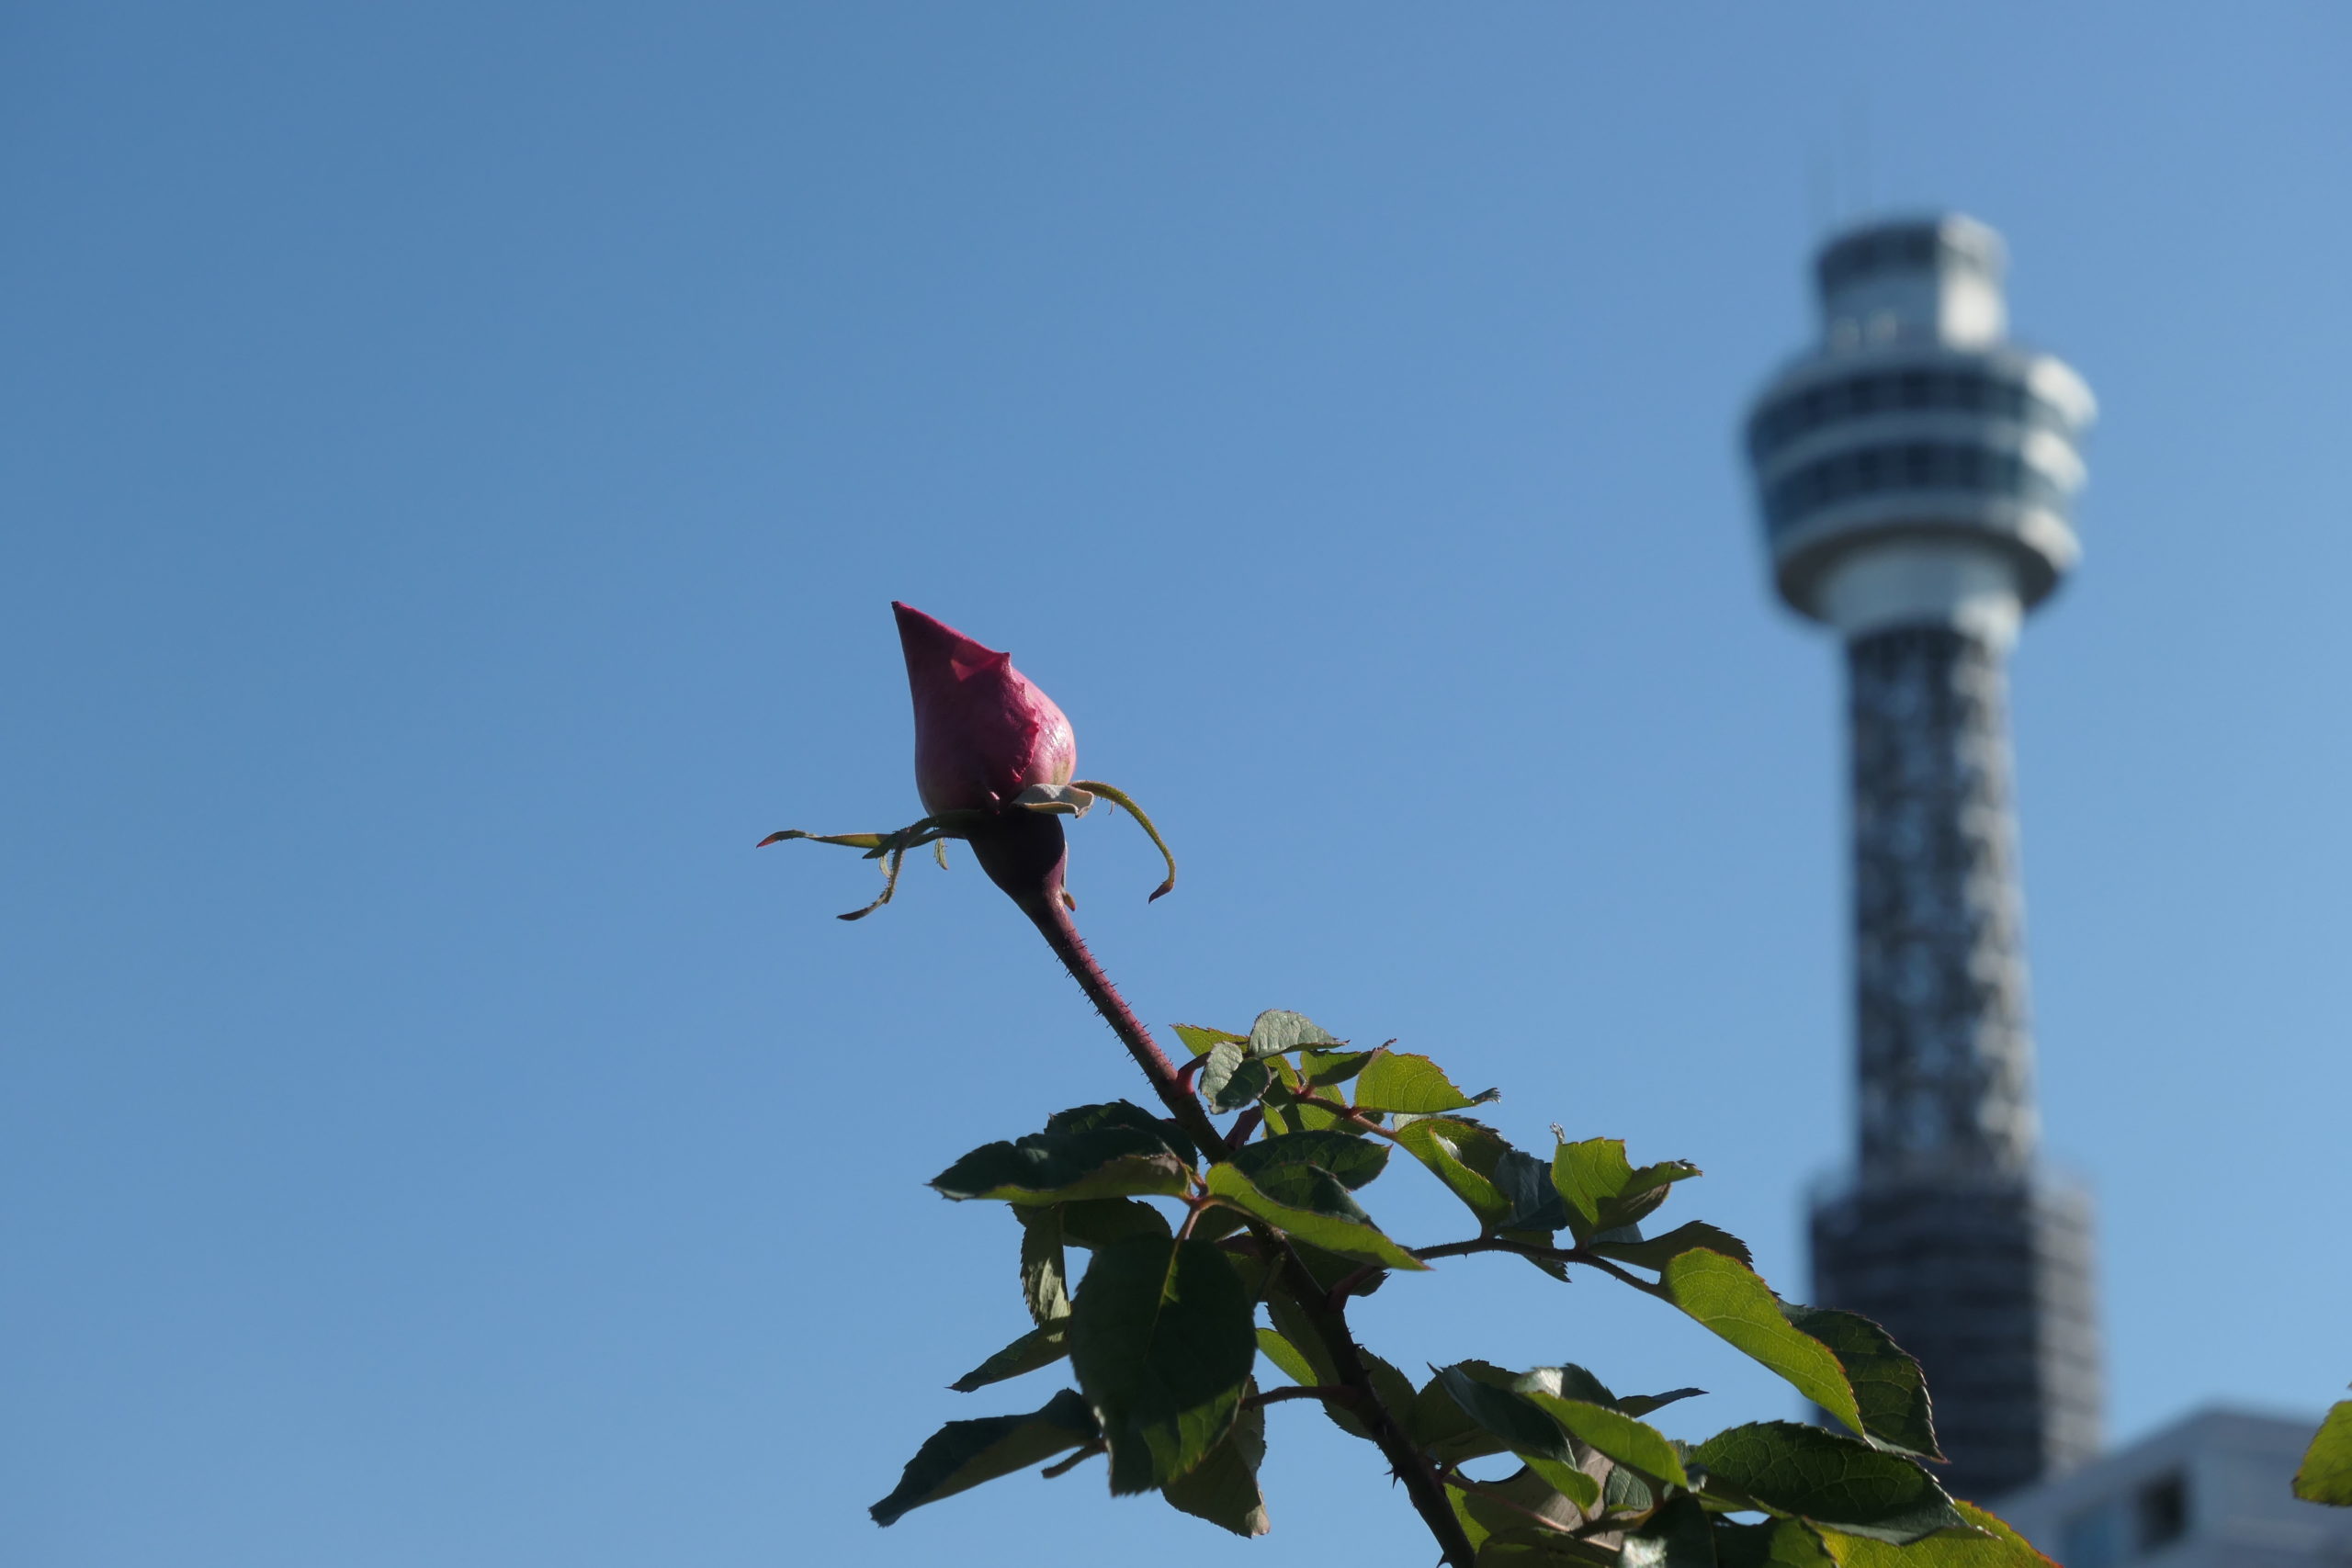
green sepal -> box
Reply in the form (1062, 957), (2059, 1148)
(868, 1388), (1100, 1526)
(1067, 778), (1179, 900)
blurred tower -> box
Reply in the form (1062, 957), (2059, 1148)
(1741, 215), (2102, 1500)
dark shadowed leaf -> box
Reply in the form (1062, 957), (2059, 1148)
(1714, 1518), (1839, 1567)
(1044, 1100), (1198, 1166)
(933, 1127), (1186, 1204)
(1781, 1305), (1939, 1460)
(1692, 1422), (1968, 1545)
(1204, 1164), (1427, 1271)
(1433, 1364), (1600, 1508)
(1594, 1222), (1754, 1271)
(2295, 1401), (2352, 1506)
(1058, 1197), (1172, 1250)
(1521, 1392), (1690, 1486)
(1353, 1050), (1495, 1114)
(1067, 1236), (1257, 1495)
(1163, 1395), (1269, 1536)
(1300, 1047), (1374, 1089)
(1203, 1042), (1272, 1112)
(1663, 1251), (1864, 1438)
(1455, 1462), (1598, 1542)
(1228, 1129), (1390, 1190)
(1495, 1148), (1570, 1233)
(1250, 1008), (1339, 1056)
(1623, 1495), (1716, 1565)
(950, 1322), (1069, 1392)
(1016, 1206), (1070, 1325)
(869, 1388), (1099, 1526)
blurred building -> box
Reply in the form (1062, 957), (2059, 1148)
(1741, 214), (2102, 1500)
(1996, 1409), (2352, 1566)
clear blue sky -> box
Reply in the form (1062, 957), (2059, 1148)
(5, 5), (2347, 1564)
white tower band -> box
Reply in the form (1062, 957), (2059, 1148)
(1744, 215), (2102, 1500)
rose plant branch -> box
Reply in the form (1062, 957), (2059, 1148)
(772, 604), (2051, 1567)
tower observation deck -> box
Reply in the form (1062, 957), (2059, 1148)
(1743, 215), (2102, 1500)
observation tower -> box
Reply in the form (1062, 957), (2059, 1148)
(1742, 215), (2102, 1500)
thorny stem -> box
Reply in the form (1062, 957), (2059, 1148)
(1266, 1240), (1477, 1567)
(970, 814), (1477, 1567)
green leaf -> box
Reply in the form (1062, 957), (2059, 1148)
(1017, 1206), (1070, 1326)
(1228, 1129), (1391, 1190)
(950, 1322), (1069, 1392)
(1454, 1463), (1597, 1541)
(1593, 1221), (1754, 1271)
(869, 1388), (1100, 1526)
(1170, 1022), (1245, 1056)
(1353, 1049), (1495, 1114)
(1396, 1117), (1514, 1226)
(1204, 1163), (1428, 1271)
(1549, 1139), (1700, 1242)
(1692, 1422), (1968, 1545)
(2297, 1400), (2352, 1506)
(1623, 1495), (1717, 1566)
(1202, 1042), (1272, 1113)
(1067, 1236), (1258, 1495)
(1044, 1100), (1198, 1166)
(1715, 1518), (1840, 1567)
(1432, 1364), (1600, 1509)
(1255, 1326), (1319, 1389)
(1814, 1502), (2054, 1565)
(1058, 1197), (1172, 1249)
(1780, 1305), (1939, 1461)
(933, 1128), (1187, 1204)
(1663, 1251), (1864, 1438)
(1163, 1393), (1269, 1536)
(1520, 1392), (1691, 1487)
(1250, 1008), (1340, 1056)
(1300, 1047), (1374, 1089)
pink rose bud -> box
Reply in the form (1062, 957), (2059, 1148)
(893, 602), (1077, 817)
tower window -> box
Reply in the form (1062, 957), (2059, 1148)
(2135, 1472), (2188, 1551)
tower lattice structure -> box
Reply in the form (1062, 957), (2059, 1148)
(1743, 215), (2102, 1501)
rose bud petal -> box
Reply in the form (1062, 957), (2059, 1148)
(892, 602), (1077, 818)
